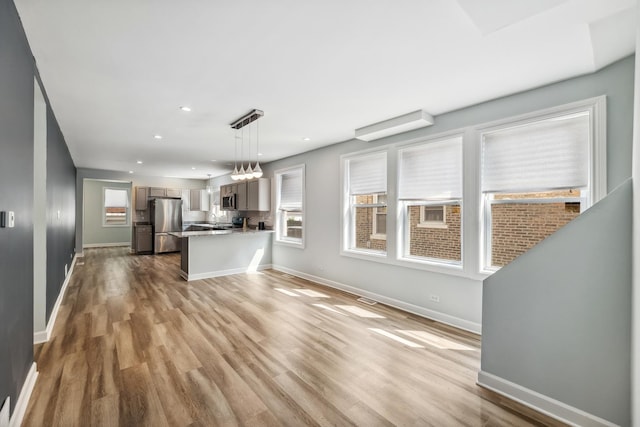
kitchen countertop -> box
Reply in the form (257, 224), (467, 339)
(169, 229), (274, 238)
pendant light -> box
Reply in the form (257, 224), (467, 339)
(238, 126), (246, 179)
(245, 120), (253, 178)
(229, 109), (264, 181)
(231, 128), (240, 180)
(252, 119), (263, 178)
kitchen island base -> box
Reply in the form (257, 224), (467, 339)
(176, 230), (273, 281)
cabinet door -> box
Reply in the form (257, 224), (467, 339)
(149, 187), (166, 197)
(247, 178), (270, 211)
(166, 188), (182, 198)
(136, 226), (153, 253)
(247, 180), (259, 211)
(190, 189), (201, 211)
(135, 187), (149, 210)
(236, 182), (247, 211)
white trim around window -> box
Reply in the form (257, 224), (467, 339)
(338, 96), (606, 280)
(103, 187), (130, 227)
(274, 164), (306, 249)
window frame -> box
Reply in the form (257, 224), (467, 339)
(274, 164), (306, 249)
(337, 96), (605, 279)
(103, 187), (130, 227)
(341, 150), (388, 258)
(418, 205), (447, 229)
(478, 96), (606, 273)
(371, 194), (387, 240)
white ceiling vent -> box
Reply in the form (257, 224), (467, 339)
(355, 110), (434, 142)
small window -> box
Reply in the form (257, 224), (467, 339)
(419, 205), (446, 228)
(344, 152), (387, 255)
(104, 188), (130, 226)
(275, 165), (305, 247)
(398, 136), (462, 264)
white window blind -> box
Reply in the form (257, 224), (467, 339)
(398, 137), (462, 200)
(279, 170), (303, 211)
(348, 152), (387, 195)
(104, 188), (129, 207)
(482, 112), (590, 193)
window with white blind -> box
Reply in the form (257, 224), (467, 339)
(481, 107), (599, 269)
(103, 187), (130, 226)
(275, 165), (305, 247)
(398, 136), (463, 264)
(344, 152), (387, 255)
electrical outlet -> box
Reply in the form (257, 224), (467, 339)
(430, 295), (440, 303)
(7, 211), (14, 228)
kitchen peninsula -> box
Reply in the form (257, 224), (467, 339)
(169, 228), (273, 281)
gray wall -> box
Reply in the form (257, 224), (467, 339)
(0, 0), (77, 416)
(0, 0), (36, 414)
(480, 180), (632, 426)
(82, 179), (131, 246)
(45, 102), (76, 321)
(257, 56), (634, 332)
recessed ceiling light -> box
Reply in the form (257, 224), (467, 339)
(191, 167), (196, 170)
(154, 135), (163, 140)
(257, 152), (263, 156)
(303, 137), (311, 141)
(129, 171), (134, 174)
(180, 106), (192, 112)
(136, 160), (143, 164)
(210, 159), (217, 162)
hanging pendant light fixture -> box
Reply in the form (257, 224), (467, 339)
(245, 120), (253, 178)
(230, 128), (240, 180)
(229, 109), (264, 181)
(238, 125), (246, 180)
(252, 119), (263, 178)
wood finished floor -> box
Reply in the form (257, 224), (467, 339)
(23, 247), (564, 427)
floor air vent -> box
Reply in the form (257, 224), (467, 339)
(357, 297), (377, 305)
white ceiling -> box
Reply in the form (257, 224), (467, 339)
(15, 0), (637, 179)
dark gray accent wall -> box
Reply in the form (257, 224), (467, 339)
(0, 0), (35, 413)
(480, 180), (632, 426)
(45, 104), (76, 321)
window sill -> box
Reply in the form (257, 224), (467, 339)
(275, 238), (305, 249)
(341, 248), (492, 280)
(416, 223), (448, 229)
(369, 234), (387, 240)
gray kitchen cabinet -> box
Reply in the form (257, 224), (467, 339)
(135, 224), (153, 254)
(149, 187), (166, 197)
(189, 189), (210, 211)
(166, 188), (182, 198)
(236, 182), (248, 210)
(135, 187), (149, 210)
(247, 178), (270, 211)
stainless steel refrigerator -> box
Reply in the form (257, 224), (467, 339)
(149, 198), (183, 253)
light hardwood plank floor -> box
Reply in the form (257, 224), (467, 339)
(23, 247), (565, 426)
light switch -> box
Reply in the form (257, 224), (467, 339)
(7, 211), (14, 228)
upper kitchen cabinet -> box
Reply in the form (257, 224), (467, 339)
(247, 178), (270, 211)
(166, 188), (182, 198)
(236, 181), (248, 211)
(135, 187), (149, 210)
(149, 187), (166, 197)
(190, 189), (210, 211)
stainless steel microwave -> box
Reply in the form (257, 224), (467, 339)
(222, 193), (236, 210)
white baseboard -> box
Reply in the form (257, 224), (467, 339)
(477, 371), (618, 427)
(272, 265), (482, 334)
(182, 264), (273, 281)
(34, 254), (78, 344)
(9, 363), (37, 427)
(82, 242), (130, 248)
